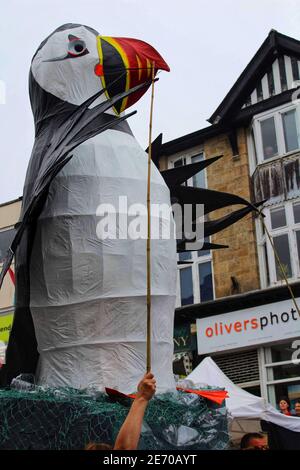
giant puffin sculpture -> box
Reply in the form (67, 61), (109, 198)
(0, 24), (259, 392)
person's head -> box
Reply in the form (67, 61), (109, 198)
(279, 396), (291, 413)
(85, 442), (113, 450)
(264, 145), (275, 158)
(294, 400), (300, 417)
(240, 433), (268, 450)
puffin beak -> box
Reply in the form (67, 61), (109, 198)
(94, 36), (170, 114)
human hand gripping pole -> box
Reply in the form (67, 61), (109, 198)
(113, 372), (156, 450)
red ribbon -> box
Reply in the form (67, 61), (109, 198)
(8, 267), (15, 285)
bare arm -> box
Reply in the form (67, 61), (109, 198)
(113, 372), (156, 450)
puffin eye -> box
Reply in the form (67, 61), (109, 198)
(68, 39), (87, 56)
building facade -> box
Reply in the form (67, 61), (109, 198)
(162, 30), (300, 409)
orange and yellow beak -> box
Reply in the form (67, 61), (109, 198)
(95, 36), (170, 114)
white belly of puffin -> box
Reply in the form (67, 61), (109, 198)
(29, 129), (177, 393)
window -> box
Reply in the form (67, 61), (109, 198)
(263, 341), (300, 408)
(198, 236), (211, 257)
(173, 157), (187, 186)
(174, 157), (186, 168)
(261, 116), (278, 159)
(291, 57), (300, 82)
(270, 207), (286, 229)
(251, 103), (300, 164)
(191, 153), (205, 188)
(179, 267), (194, 305)
(178, 251), (192, 262)
(273, 234), (292, 280)
(293, 203), (300, 223)
(282, 109), (299, 152)
(257, 201), (300, 286)
(169, 152), (215, 307)
(198, 261), (213, 302)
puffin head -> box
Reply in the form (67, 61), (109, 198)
(31, 23), (169, 115)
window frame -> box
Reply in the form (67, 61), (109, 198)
(169, 151), (207, 188)
(261, 341), (300, 408)
(178, 265), (195, 306)
(257, 200), (300, 287)
(281, 108), (300, 153)
(250, 102), (300, 168)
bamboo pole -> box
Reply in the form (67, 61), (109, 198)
(146, 63), (155, 373)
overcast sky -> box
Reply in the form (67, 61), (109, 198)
(0, 0), (299, 204)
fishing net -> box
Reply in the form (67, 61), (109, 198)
(0, 377), (229, 450)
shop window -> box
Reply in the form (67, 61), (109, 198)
(264, 342), (300, 409)
(267, 363), (300, 381)
(270, 381), (300, 410)
(270, 342), (295, 362)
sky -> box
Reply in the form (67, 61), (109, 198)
(0, 0), (300, 204)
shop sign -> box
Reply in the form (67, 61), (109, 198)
(174, 324), (196, 352)
(196, 297), (300, 354)
(0, 311), (13, 344)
